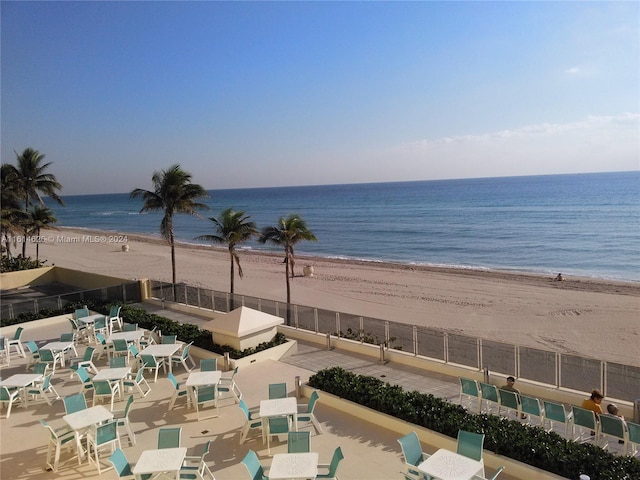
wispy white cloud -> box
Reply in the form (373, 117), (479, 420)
(565, 66), (581, 75)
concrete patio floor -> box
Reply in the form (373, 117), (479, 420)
(1, 316), (522, 480)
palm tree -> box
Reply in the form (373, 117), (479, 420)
(0, 164), (24, 257)
(27, 205), (57, 261)
(130, 164), (209, 297)
(259, 214), (317, 309)
(5, 148), (64, 256)
(194, 208), (258, 297)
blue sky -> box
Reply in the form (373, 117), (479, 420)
(2, 1), (638, 195)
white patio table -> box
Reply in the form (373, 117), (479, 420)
(63, 405), (113, 463)
(132, 447), (187, 480)
(93, 366), (131, 399)
(0, 373), (42, 407)
(140, 344), (181, 373)
(259, 397), (299, 442)
(78, 313), (105, 326)
(185, 370), (222, 408)
(417, 448), (484, 480)
(269, 452), (319, 480)
(40, 341), (75, 367)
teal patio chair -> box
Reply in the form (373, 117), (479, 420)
(113, 394), (136, 446)
(69, 345), (98, 376)
(73, 366), (95, 395)
(179, 440), (214, 480)
(25, 340), (40, 368)
(459, 377), (481, 412)
(75, 307), (90, 320)
(158, 427), (182, 448)
(457, 429), (485, 477)
(520, 395), (545, 427)
(627, 420), (640, 457)
(239, 399), (262, 444)
(266, 416), (290, 454)
(123, 367), (151, 397)
(110, 356), (127, 368)
(27, 373), (60, 405)
(161, 334), (177, 344)
(397, 431), (428, 480)
(123, 323), (138, 332)
(109, 448), (152, 479)
(140, 354), (165, 382)
(167, 372), (188, 410)
(87, 419), (120, 474)
(481, 466), (505, 480)
(241, 450), (268, 480)
(170, 341), (195, 372)
(597, 413), (627, 451)
(317, 446), (344, 479)
(200, 358), (217, 371)
(112, 339), (130, 361)
(33, 362), (50, 377)
(571, 405), (597, 443)
(217, 366), (241, 403)
(0, 336), (8, 366)
(0, 386), (21, 418)
(543, 400), (572, 438)
(63, 392), (87, 414)
(39, 349), (62, 375)
(288, 431), (310, 453)
(40, 419), (76, 472)
(108, 305), (123, 334)
(479, 382), (500, 414)
(92, 379), (120, 411)
(268, 382), (287, 399)
(297, 390), (322, 433)
(95, 332), (112, 359)
(94, 318), (108, 344)
(498, 388), (520, 419)
(8, 326), (26, 357)
(195, 385), (218, 420)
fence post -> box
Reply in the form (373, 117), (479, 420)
(379, 343), (386, 364)
(444, 332), (449, 363)
(34, 299), (39, 315)
(314, 308), (319, 333)
(478, 338), (483, 371)
(601, 361), (606, 397)
(197, 287), (201, 308)
(384, 321), (390, 348)
(556, 352), (561, 389)
(224, 352), (230, 371)
(293, 304), (298, 328)
(335, 312), (340, 338)
(326, 332), (332, 350)
(295, 376), (302, 399)
(412, 325), (418, 356)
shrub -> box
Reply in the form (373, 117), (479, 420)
(308, 367), (640, 480)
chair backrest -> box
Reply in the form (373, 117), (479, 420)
(141, 354), (157, 367)
(64, 393), (87, 414)
(158, 427), (182, 448)
(75, 366), (91, 383)
(1, 386), (16, 401)
(599, 413), (626, 438)
(95, 318), (106, 329)
(288, 431), (311, 453)
(269, 416), (290, 434)
(113, 339), (128, 351)
(498, 389), (519, 409)
(96, 332), (107, 344)
(398, 431), (424, 467)
(123, 394), (135, 416)
(41, 373), (53, 390)
(543, 400), (568, 423)
(84, 346), (96, 361)
(161, 335), (177, 344)
(122, 323), (137, 332)
(39, 349), (55, 362)
(110, 357), (127, 368)
(94, 380), (115, 395)
(128, 344), (139, 358)
(25, 341), (39, 354)
(326, 446), (344, 477)
(269, 382), (287, 399)
(308, 390), (320, 412)
(75, 308), (89, 319)
(241, 450), (265, 480)
(109, 305), (121, 318)
(520, 395), (542, 417)
(460, 377), (479, 396)
(109, 448), (134, 478)
(60, 333), (74, 342)
(201, 358), (217, 371)
(457, 430), (485, 462)
(33, 362), (49, 376)
(572, 405), (597, 430)
(167, 372), (179, 389)
(628, 421), (640, 444)
(181, 342), (192, 359)
(239, 399), (252, 420)
(480, 382), (499, 402)
(13, 327), (24, 340)
(96, 420), (118, 445)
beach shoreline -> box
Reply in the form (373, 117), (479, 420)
(31, 226), (640, 366)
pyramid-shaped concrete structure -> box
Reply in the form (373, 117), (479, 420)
(202, 306), (284, 350)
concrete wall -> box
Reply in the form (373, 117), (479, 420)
(0, 266), (132, 291)
(0, 266), (57, 289)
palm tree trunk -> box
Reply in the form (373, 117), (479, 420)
(285, 257), (291, 325)
(170, 230), (177, 300)
(229, 249), (235, 310)
(35, 227), (40, 261)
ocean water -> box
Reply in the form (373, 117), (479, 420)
(45, 171), (640, 282)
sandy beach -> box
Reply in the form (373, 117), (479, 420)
(35, 226), (640, 367)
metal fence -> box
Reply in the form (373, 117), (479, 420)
(131, 280), (640, 402)
(0, 281), (141, 323)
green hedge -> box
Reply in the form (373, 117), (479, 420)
(308, 367), (640, 480)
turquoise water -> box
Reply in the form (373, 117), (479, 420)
(45, 171), (640, 282)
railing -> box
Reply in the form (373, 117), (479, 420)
(0, 281), (141, 324)
(154, 280), (640, 402)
